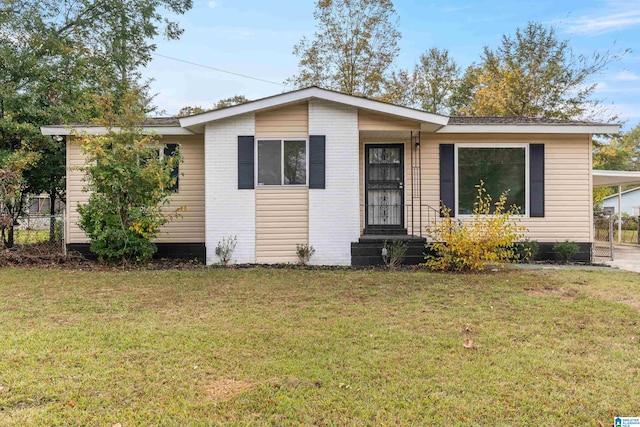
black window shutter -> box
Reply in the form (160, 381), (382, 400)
(530, 144), (545, 217)
(439, 144), (455, 217)
(164, 144), (179, 192)
(238, 136), (255, 189)
(309, 135), (326, 189)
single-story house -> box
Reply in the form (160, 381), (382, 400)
(42, 86), (620, 265)
(602, 187), (640, 216)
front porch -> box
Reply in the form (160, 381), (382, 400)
(353, 126), (439, 266)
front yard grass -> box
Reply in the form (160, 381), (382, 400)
(1, 267), (639, 425)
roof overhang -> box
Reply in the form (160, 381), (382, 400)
(437, 124), (620, 134)
(593, 170), (640, 187)
(40, 126), (194, 136)
(179, 86), (449, 131)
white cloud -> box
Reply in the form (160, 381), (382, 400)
(612, 70), (640, 81)
(563, 7), (640, 36)
(208, 1), (218, 9)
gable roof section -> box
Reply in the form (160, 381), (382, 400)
(178, 86), (449, 132)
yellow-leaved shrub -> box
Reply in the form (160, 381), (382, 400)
(424, 183), (529, 272)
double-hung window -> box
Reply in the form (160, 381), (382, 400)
(456, 144), (528, 216)
(257, 139), (307, 186)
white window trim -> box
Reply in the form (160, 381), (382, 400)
(454, 143), (530, 218)
(255, 138), (309, 187)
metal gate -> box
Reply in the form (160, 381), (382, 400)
(593, 211), (614, 260)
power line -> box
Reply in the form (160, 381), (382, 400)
(151, 52), (286, 87)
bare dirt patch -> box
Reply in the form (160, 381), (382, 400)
(525, 286), (580, 301)
(204, 379), (257, 402)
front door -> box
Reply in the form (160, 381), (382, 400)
(365, 144), (405, 233)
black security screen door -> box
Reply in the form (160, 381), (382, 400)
(365, 144), (404, 231)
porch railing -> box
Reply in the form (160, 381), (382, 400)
(361, 203), (441, 238)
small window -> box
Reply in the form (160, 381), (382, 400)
(257, 139), (307, 186)
(457, 146), (527, 215)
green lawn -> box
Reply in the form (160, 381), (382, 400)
(614, 229), (639, 244)
(1, 267), (639, 425)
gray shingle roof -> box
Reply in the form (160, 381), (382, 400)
(448, 116), (609, 126)
(45, 117), (181, 128)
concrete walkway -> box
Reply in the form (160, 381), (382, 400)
(601, 244), (640, 273)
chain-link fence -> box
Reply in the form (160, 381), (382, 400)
(13, 213), (65, 250)
(593, 211), (614, 260)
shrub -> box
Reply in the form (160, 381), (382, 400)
(296, 243), (315, 265)
(382, 239), (407, 269)
(77, 90), (183, 264)
(215, 235), (237, 266)
(513, 239), (539, 263)
(424, 183), (528, 272)
(553, 240), (579, 263)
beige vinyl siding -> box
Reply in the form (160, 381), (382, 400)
(420, 133), (593, 242)
(65, 135), (205, 244)
(358, 110), (420, 131)
(255, 102), (308, 138)
(66, 138), (91, 243)
(255, 187), (309, 263)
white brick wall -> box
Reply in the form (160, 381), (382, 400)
(205, 114), (256, 264)
(308, 100), (360, 265)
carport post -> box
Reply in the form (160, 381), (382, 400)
(618, 185), (622, 244)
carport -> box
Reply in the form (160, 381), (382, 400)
(593, 170), (640, 245)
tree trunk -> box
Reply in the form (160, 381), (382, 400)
(49, 190), (57, 242)
(7, 223), (14, 248)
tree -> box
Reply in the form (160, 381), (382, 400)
(177, 95), (251, 117)
(0, 150), (38, 247)
(451, 22), (624, 120)
(287, 0), (401, 98)
(0, 0), (193, 245)
(77, 90), (184, 264)
(593, 124), (640, 171)
(383, 47), (460, 114)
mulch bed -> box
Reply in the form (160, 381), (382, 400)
(0, 243), (603, 271)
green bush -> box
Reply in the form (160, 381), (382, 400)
(79, 195), (158, 263)
(296, 243), (315, 265)
(77, 90), (183, 264)
(512, 239), (539, 263)
(215, 235), (237, 266)
(382, 239), (407, 269)
(553, 240), (579, 263)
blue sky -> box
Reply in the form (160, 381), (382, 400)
(144, 0), (640, 130)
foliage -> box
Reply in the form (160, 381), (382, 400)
(383, 48), (460, 114)
(593, 124), (640, 171)
(513, 239), (539, 263)
(296, 243), (316, 265)
(425, 183), (528, 272)
(287, 0), (401, 98)
(177, 95), (250, 117)
(215, 235), (237, 266)
(0, 150), (39, 247)
(451, 22), (624, 120)
(553, 240), (580, 263)
(0, 0), (193, 244)
(77, 90), (184, 264)
(381, 239), (407, 269)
